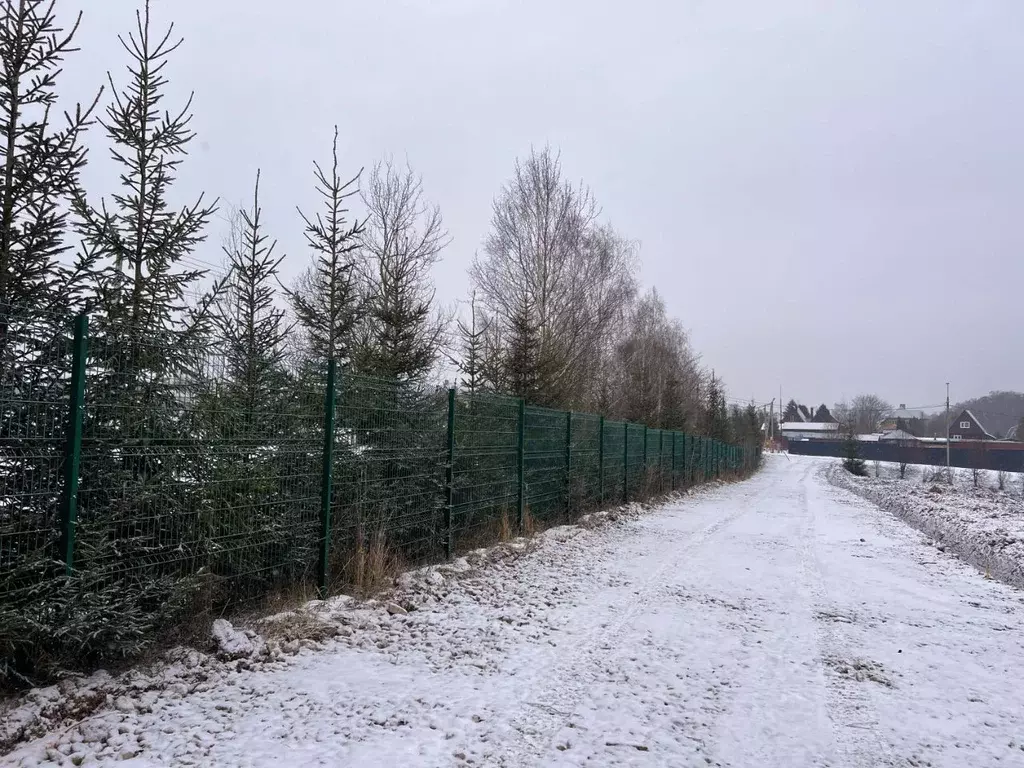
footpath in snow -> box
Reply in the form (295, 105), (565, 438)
(6, 455), (1024, 767)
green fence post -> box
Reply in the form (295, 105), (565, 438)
(58, 313), (88, 576)
(444, 388), (456, 560)
(317, 358), (337, 598)
(643, 425), (648, 497)
(671, 431), (676, 491)
(598, 416), (605, 505)
(517, 398), (526, 531)
(659, 430), (665, 494)
(565, 411), (572, 517)
(623, 422), (629, 503)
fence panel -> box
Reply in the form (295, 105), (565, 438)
(332, 374), (447, 582)
(75, 330), (325, 605)
(625, 423), (646, 500)
(524, 405), (568, 523)
(450, 393), (519, 548)
(570, 412), (602, 513)
(0, 301), (763, 683)
(0, 304), (74, 609)
(602, 419), (626, 505)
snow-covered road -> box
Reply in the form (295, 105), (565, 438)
(12, 456), (1024, 767)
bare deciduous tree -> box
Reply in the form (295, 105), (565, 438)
(354, 159), (450, 383)
(850, 394), (892, 434)
(609, 288), (702, 429)
(470, 146), (636, 407)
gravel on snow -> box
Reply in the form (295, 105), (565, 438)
(6, 455), (1024, 767)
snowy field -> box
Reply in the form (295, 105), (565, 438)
(5, 455), (1024, 767)
(830, 460), (1024, 590)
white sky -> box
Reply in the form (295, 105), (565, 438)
(61, 0), (1024, 409)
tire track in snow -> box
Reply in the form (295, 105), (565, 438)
(799, 468), (899, 767)
(496, 494), (750, 766)
(709, 460), (838, 768)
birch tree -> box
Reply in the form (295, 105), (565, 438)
(355, 159), (449, 382)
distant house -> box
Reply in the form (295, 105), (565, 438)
(879, 404), (927, 434)
(780, 421), (840, 440)
(948, 409), (995, 442)
(878, 428), (918, 443)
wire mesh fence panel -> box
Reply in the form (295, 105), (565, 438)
(332, 374), (447, 585)
(659, 431), (673, 492)
(2, 301), (763, 684)
(0, 304), (74, 612)
(686, 434), (696, 485)
(75, 326), (325, 612)
(644, 428), (663, 495)
(450, 392), (519, 549)
(524, 405), (569, 523)
(625, 424), (646, 500)
(670, 432), (683, 489)
(602, 420), (626, 506)
(569, 412), (601, 513)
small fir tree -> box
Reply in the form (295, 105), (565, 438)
(287, 126), (364, 366)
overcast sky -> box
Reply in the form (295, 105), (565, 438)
(62, 0), (1024, 411)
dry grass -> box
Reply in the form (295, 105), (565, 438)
(521, 506), (536, 536)
(258, 610), (339, 645)
(333, 528), (406, 598)
(498, 507), (513, 542)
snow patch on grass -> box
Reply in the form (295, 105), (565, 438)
(828, 463), (1024, 589)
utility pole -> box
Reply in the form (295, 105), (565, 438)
(945, 382), (951, 481)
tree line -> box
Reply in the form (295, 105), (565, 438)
(0, 0), (762, 684)
(0, 0), (761, 438)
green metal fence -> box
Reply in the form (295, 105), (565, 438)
(0, 304), (761, 680)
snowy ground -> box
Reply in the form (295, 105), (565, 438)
(831, 460), (1024, 590)
(6, 455), (1024, 767)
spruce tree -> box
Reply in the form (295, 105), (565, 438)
(782, 399), (801, 423)
(0, 0), (101, 685)
(505, 297), (542, 401)
(453, 292), (487, 394)
(203, 172), (304, 587)
(213, 171), (288, 418)
(842, 426), (866, 476)
(479, 319), (505, 393)
(0, 0), (99, 321)
(705, 375), (728, 440)
(287, 127), (364, 366)
(70, 0), (222, 658)
(76, 1), (221, 347)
